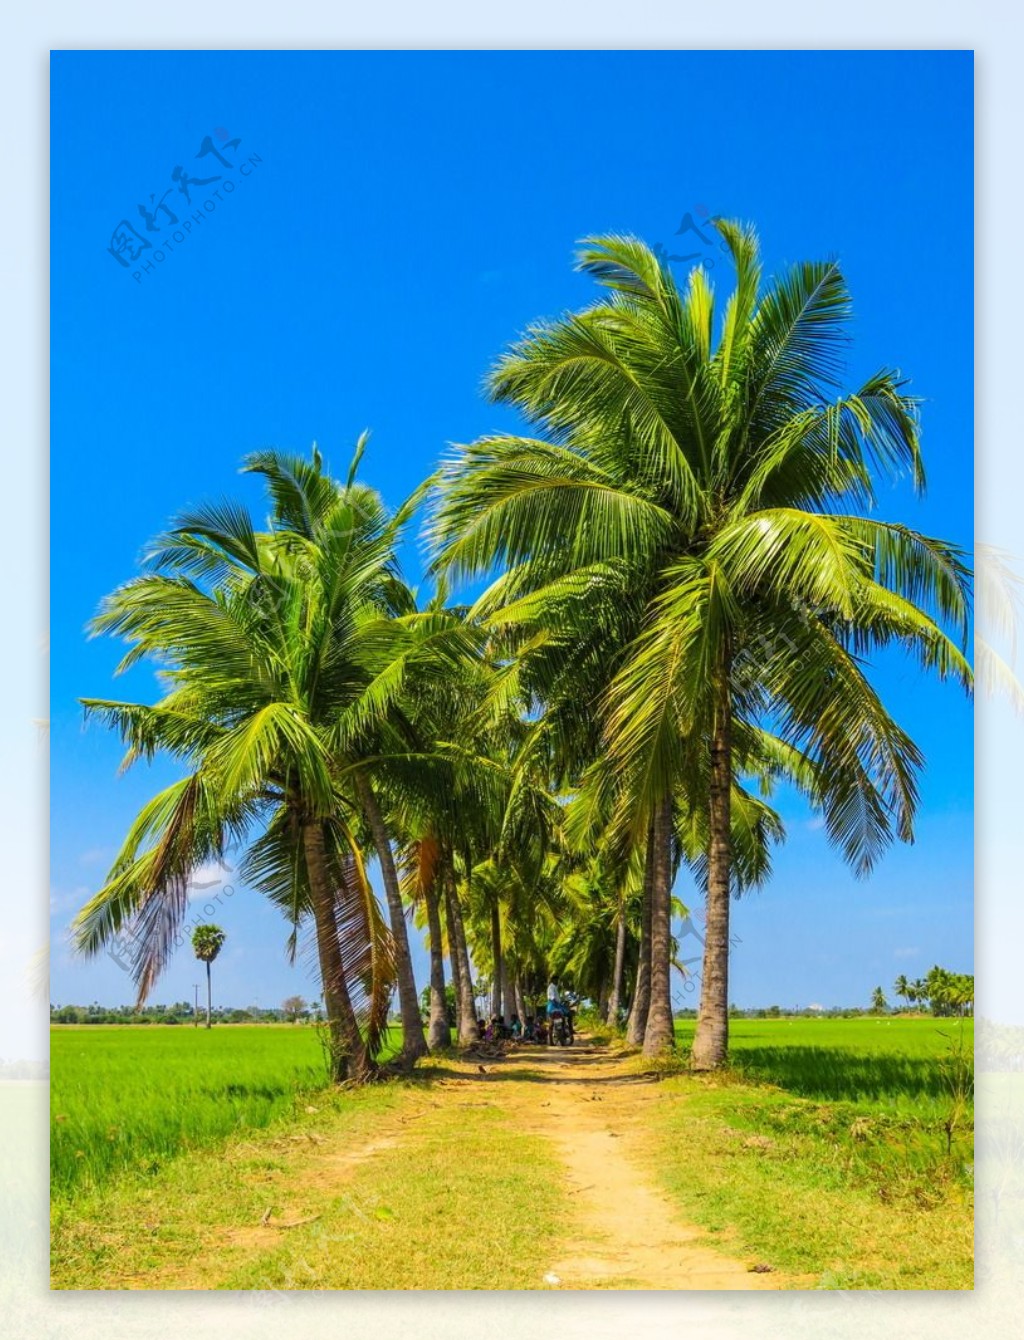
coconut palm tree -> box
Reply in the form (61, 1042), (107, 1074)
(910, 977), (929, 1010)
(191, 924), (225, 1028)
(429, 221), (972, 1067)
(70, 442), (432, 1082)
(236, 445), (431, 1066)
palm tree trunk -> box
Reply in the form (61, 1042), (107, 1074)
(691, 672), (733, 1070)
(606, 905), (627, 1027)
(205, 960), (212, 1029)
(445, 879), (478, 1046)
(423, 875), (450, 1051)
(490, 902), (502, 1021)
(445, 878), (464, 1022)
(626, 821), (655, 1046)
(353, 773), (428, 1063)
(514, 977), (527, 1030)
(302, 820), (372, 1083)
(643, 796), (675, 1056)
(500, 954), (513, 1027)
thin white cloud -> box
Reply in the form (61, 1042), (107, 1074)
(77, 847), (109, 866)
(186, 862), (231, 898)
(49, 884), (90, 915)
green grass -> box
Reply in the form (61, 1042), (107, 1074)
(674, 1016), (974, 1115)
(51, 1078), (409, 1289)
(644, 1016), (975, 1288)
(51, 1023), (402, 1201)
(51, 1063), (567, 1291)
(221, 1094), (566, 1291)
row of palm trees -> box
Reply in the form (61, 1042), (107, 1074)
(71, 221), (972, 1078)
(894, 969), (974, 1015)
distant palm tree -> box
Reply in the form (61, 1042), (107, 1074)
(191, 925), (225, 1028)
(871, 985), (887, 1014)
(894, 973), (910, 1008)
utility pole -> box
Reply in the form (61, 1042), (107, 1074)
(193, 983), (200, 1027)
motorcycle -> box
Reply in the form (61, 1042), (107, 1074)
(548, 1003), (573, 1047)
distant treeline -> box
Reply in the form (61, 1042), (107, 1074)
(694, 1005), (964, 1020)
(49, 1002), (316, 1026)
(52, 1000), (967, 1026)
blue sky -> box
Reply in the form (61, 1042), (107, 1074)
(51, 49), (973, 1013)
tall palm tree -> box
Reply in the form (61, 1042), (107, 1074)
(71, 443), (425, 1082)
(429, 222), (972, 1067)
(191, 924), (225, 1028)
(240, 446), (430, 1065)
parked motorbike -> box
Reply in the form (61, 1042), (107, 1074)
(548, 1005), (572, 1047)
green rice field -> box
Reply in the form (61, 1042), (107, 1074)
(52, 1024), (345, 1200)
(675, 1016), (974, 1115)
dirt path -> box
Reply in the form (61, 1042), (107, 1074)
(463, 1041), (786, 1290)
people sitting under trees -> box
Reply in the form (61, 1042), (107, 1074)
(468, 992), (580, 1047)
